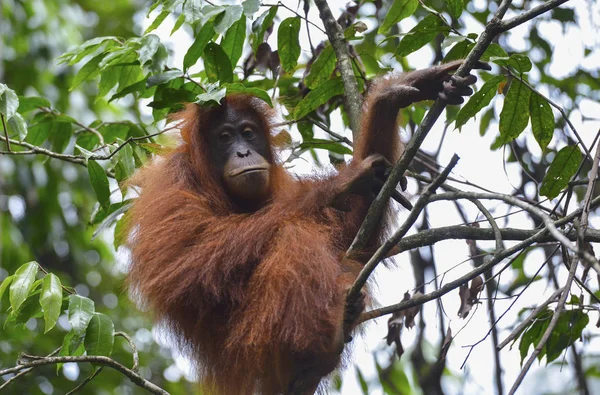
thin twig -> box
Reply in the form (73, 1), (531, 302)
(0, 356), (169, 395)
(0, 135), (85, 164)
(1, 114), (10, 152)
(0, 367), (33, 390)
(0, 127), (171, 166)
(498, 0), (572, 32)
(261, 2), (326, 33)
(66, 367), (104, 395)
(0, 348), (60, 391)
(115, 331), (139, 372)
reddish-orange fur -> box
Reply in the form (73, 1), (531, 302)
(125, 60), (482, 394)
(126, 93), (402, 394)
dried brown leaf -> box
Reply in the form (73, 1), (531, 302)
(439, 327), (453, 361)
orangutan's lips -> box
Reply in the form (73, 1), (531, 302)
(228, 166), (269, 177)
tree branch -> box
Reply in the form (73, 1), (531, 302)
(347, 154), (459, 302)
(360, 227), (549, 322)
(313, 0), (362, 137)
(346, 0), (514, 255)
(0, 355), (168, 395)
(0, 134), (86, 165)
(429, 192), (600, 271)
(498, 0), (572, 33)
(394, 225), (600, 253)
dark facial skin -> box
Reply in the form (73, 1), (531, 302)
(207, 105), (272, 205)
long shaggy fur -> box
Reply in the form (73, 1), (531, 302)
(126, 93), (402, 394)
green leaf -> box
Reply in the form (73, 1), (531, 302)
(109, 80), (147, 102)
(356, 367), (369, 394)
(242, 0), (260, 16)
(145, 10), (170, 34)
(92, 203), (132, 241)
(194, 88), (227, 106)
(492, 54), (532, 74)
(479, 107), (495, 136)
(84, 313), (115, 357)
(183, 0), (205, 24)
(13, 289), (43, 325)
(98, 67), (121, 98)
(118, 65), (145, 93)
(214, 5), (244, 35)
(114, 142), (135, 183)
(0, 275), (14, 302)
(59, 330), (86, 369)
(138, 34), (161, 66)
(529, 93), (554, 151)
(152, 44), (169, 73)
(519, 309), (551, 364)
(540, 145), (582, 199)
(499, 80), (531, 143)
(147, 70), (183, 87)
(68, 295), (95, 335)
(278, 17), (301, 73)
(71, 53), (106, 90)
(8, 113), (27, 141)
(58, 36), (118, 65)
(138, 143), (166, 155)
(481, 43), (508, 61)
(304, 46), (336, 89)
(221, 16), (247, 68)
(546, 310), (589, 363)
(48, 121), (73, 153)
(300, 139), (352, 156)
(90, 199), (133, 225)
(376, 359), (412, 395)
(517, 309), (544, 353)
(224, 83), (272, 107)
(0, 86), (19, 119)
(183, 20), (215, 71)
(444, 40), (474, 63)
(446, 0), (464, 19)
(9, 262), (39, 312)
(40, 274), (62, 333)
(344, 22), (368, 40)
(18, 96), (51, 113)
(396, 15), (449, 57)
(294, 78), (344, 119)
(204, 42), (233, 83)
(455, 75), (504, 129)
(378, 0), (418, 34)
(114, 214), (129, 250)
(252, 6), (278, 52)
(171, 14), (186, 35)
(26, 119), (51, 146)
(88, 159), (111, 210)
